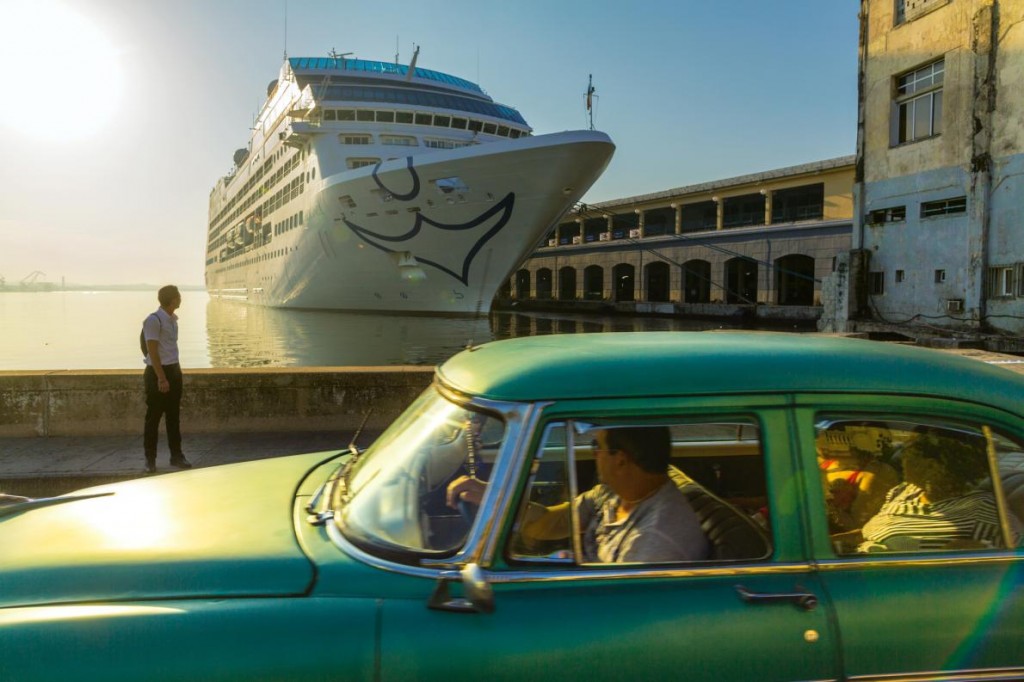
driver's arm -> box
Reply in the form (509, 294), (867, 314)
(447, 475), (486, 507)
(446, 477), (572, 541)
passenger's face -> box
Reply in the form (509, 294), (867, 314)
(902, 450), (953, 497)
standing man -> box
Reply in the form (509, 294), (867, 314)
(143, 285), (191, 474)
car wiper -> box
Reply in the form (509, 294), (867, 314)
(306, 412), (372, 527)
(0, 492), (114, 520)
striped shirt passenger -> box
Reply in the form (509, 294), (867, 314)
(859, 482), (1007, 552)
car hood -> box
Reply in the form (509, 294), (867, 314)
(0, 452), (339, 609)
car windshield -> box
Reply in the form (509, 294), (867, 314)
(335, 387), (507, 559)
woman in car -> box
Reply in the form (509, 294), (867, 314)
(858, 431), (1015, 552)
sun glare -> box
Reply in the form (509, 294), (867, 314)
(0, 1), (123, 141)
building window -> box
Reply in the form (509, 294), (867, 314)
(896, 270), (906, 283)
(896, 0), (949, 25)
(869, 271), (885, 296)
(892, 59), (943, 145)
(867, 206), (906, 225)
(921, 196), (966, 218)
(988, 267), (1015, 298)
(771, 183), (824, 223)
(934, 269), (946, 283)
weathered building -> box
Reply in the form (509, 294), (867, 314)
(503, 157), (854, 320)
(849, 0), (1024, 336)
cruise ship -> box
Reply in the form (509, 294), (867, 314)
(205, 53), (615, 314)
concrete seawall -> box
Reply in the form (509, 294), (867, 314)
(0, 368), (435, 438)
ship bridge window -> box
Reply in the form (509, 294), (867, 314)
(340, 134), (373, 145)
(356, 110), (375, 122)
(415, 113), (432, 125)
(468, 120), (483, 133)
(376, 111), (395, 123)
(433, 115), (451, 127)
(451, 117), (468, 130)
(337, 109), (356, 121)
(348, 158), (381, 169)
(483, 122), (497, 135)
(433, 177), (469, 194)
(381, 135), (418, 146)
(324, 110), (336, 121)
(497, 125), (510, 137)
(396, 112), (414, 124)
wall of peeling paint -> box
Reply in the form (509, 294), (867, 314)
(854, 0), (1024, 335)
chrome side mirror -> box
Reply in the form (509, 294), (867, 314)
(427, 563), (495, 614)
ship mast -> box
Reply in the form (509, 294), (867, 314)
(585, 74), (596, 131)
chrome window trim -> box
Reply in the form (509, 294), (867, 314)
(848, 666), (1024, 682)
(482, 561), (812, 585)
(816, 552), (1021, 571)
(327, 520), (812, 583)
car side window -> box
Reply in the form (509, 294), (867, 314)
(816, 416), (1024, 555)
(507, 418), (773, 566)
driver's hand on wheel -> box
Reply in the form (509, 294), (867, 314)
(446, 475), (485, 509)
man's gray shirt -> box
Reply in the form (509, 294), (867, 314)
(578, 481), (709, 563)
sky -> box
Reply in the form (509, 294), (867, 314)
(0, 0), (858, 287)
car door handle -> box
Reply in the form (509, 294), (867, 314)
(734, 585), (818, 611)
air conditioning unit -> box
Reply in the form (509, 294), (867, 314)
(598, 232), (611, 242)
(946, 299), (964, 313)
(628, 228), (642, 238)
(572, 236), (582, 245)
(547, 239), (557, 247)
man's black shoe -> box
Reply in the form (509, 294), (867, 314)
(145, 461), (157, 474)
(169, 456), (192, 470)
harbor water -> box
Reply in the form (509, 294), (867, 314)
(0, 290), (804, 370)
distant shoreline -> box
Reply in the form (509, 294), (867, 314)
(0, 285), (206, 293)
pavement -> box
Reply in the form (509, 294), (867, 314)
(0, 430), (371, 497)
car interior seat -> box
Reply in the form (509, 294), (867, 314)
(668, 466), (771, 561)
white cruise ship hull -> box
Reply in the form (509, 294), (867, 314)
(207, 130), (613, 314)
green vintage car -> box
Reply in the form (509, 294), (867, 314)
(2, 332), (1024, 681)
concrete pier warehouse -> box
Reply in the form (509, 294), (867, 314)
(499, 156), (854, 324)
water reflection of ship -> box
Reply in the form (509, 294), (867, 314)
(205, 297), (799, 367)
(205, 297), (493, 367)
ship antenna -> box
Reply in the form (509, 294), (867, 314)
(585, 74), (596, 131)
(283, 0), (288, 60)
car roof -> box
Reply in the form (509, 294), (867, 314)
(436, 332), (1024, 406)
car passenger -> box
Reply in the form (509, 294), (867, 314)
(858, 431), (1020, 552)
(448, 426), (710, 563)
(818, 433), (899, 532)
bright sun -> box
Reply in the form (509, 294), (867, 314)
(0, 1), (123, 141)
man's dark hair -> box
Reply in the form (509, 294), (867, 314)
(157, 285), (180, 307)
(606, 426), (672, 474)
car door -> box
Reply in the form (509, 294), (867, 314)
(794, 395), (1024, 681)
(379, 399), (842, 682)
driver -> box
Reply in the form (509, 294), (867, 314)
(447, 426), (709, 563)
